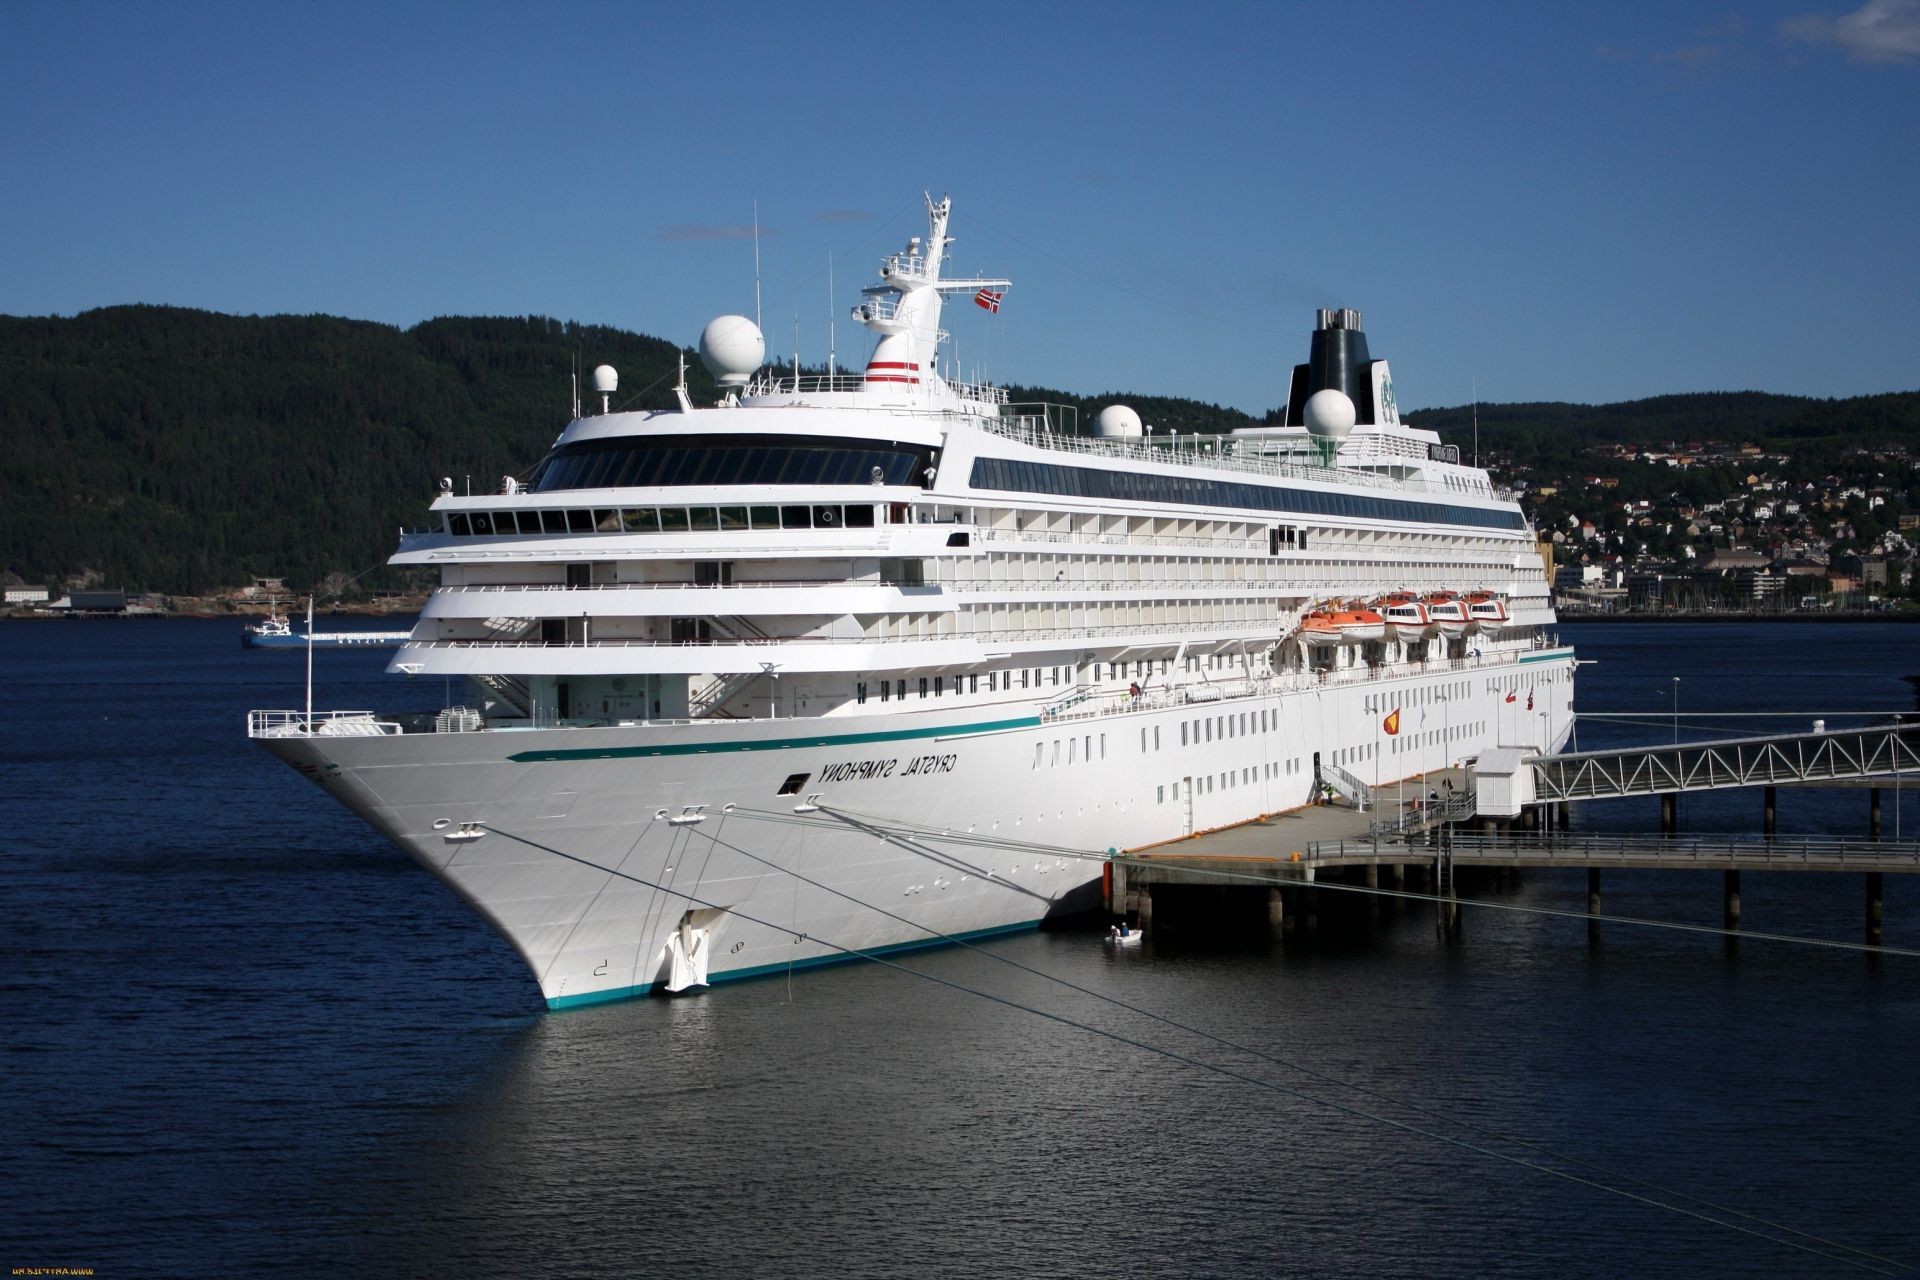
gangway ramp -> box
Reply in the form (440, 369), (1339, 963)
(1525, 723), (1919, 805)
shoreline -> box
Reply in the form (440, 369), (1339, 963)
(1558, 611), (1918, 624)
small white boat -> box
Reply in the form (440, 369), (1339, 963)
(1105, 924), (1144, 948)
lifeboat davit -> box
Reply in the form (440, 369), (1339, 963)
(1423, 592), (1469, 638)
(1466, 592), (1510, 631)
(1375, 593), (1433, 642)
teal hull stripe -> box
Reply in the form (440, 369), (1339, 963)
(544, 918), (1041, 1010)
(508, 714), (1043, 764)
(1519, 649), (1574, 664)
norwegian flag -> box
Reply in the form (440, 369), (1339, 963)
(1526, 688), (1535, 710)
(974, 288), (1003, 313)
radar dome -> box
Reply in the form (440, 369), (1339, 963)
(1094, 404), (1144, 438)
(592, 364), (618, 394)
(699, 315), (765, 387)
(1303, 388), (1356, 440)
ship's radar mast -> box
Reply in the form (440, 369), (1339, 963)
(852, 193), (1007, 399)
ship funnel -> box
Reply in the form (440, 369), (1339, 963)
(1285, 308), (1383, 428)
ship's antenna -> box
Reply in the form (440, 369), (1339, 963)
(1472, 377), (1479, 469)
(827, 252), (836, 379)
(571, 352), (580, 419)
(752, 199), (762, 331)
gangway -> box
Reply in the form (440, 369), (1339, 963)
(1523, 723), (1919, 805)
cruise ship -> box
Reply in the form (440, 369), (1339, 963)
(251, 195), (1574, 1009)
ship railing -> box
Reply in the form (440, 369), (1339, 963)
(974, 419), (1484, 497)
(744, 373), (871, 396)
(247, 709), (404, 739)
(399, 624), (1574, 657)
(742, 369), (1010, 405)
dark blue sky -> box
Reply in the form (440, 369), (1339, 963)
(5, 0), (1916, 413)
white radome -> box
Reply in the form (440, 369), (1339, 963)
(1094, 404), (1144, 438)
(592, 364), (618, 394)
(1303, 388), (1357, 440)
(699, 315), (766, 387)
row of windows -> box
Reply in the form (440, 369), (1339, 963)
(1157, 762), (1294, 804)
(447, 503), (878, 537)
(1034, 734), (1109, 768)
(857, 667), (1072, 704)
(530, 434), (936, 492)
(970, 457), (1527, 531)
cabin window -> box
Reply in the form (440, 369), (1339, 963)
(856, 682), (867, 705)
(919, 678), (929, 699)
(776, 772), (810, 796)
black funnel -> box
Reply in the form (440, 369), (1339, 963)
(1285, 309), (1378, 426)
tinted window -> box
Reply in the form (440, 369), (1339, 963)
(531, 433), (936, 493)
(968, 457), (1526, 530)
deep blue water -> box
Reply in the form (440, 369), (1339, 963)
(3, 619), (1918, 1277)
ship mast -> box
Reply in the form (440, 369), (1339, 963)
(851, 193), (1008, 400)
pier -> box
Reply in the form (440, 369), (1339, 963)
(1110, 722), (1917, 946)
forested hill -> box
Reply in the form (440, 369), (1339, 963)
(1404, 391), (1920, 463)
(0, 307), (705, 593)
(1, 306), (1914, 595)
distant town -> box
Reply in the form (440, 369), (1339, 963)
(1492, 436), (1917, 615)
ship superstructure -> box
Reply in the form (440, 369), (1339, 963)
(252, 195), (1574, 1009)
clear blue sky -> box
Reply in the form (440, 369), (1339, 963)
(4, 0), (1916, 414)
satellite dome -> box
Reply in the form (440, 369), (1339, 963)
(1094, 404), (1144, 438)
(1303, 388), (1356, 440)
(592, 364), (618, 394)
(699, 315), (765, 387)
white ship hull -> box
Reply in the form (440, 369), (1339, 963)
(263, 650), (1574, 1008)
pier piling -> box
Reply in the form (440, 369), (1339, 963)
(1661, 793), (1677, 834)
(1724, 870), (1741, 934)
(1763, 786), (1777, 837)
(1588, 868), (1602, 945)
(1268, 887), (1286, 941)
(1871, 788), (1882, 841)
(1867, 873), (1884, 947)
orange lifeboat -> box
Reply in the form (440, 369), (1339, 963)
(1298, 612), (1343, 648)
(1331, 607), (1387, 644)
